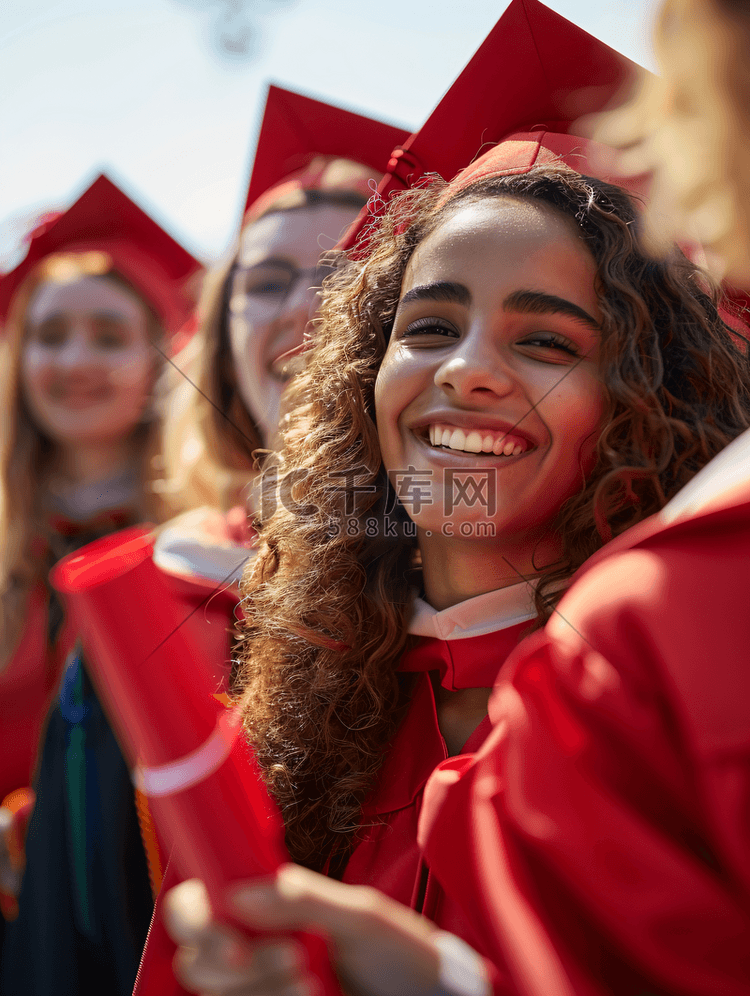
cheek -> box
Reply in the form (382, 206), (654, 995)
(374, 351), (427, 463)
(566, 383), (607, 473)
(20, 346), (53, 397)
(228, 315), (263, 382)
(21, 344), (50, 373)
(373, 360), (399, 451)
(108, 349), (154, 393)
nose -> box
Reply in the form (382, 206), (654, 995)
(271, 277), (319, 342)
(55, 328), (98, 371)
(434, 328), (516, 401)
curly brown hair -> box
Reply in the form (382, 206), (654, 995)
(234, 163), (750, 871)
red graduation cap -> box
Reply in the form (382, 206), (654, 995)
(0, 174), (203, 334)
(242, 84), (410, 221)
(341, 0), (646, 249)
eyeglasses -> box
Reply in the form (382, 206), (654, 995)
(229, 259), (337, 309)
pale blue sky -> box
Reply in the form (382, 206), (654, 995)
(1, 0), (659, 266)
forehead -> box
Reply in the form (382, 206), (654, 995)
(238, 203), (360, 268)
(27, 275), (146, 323)
(403, 197), (597, 297)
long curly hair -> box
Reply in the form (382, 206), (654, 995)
(234, 163), (750, 870)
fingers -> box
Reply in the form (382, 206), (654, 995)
(174, 937), (315, 996)
(164, 879), (317, 996)
(165, 879), (213, 943)
(164, 871), (467, 996)
(229, 866), (441, 996)
(229, 864), (433, 944)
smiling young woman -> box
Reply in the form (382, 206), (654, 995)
(152, 149), (750, 995)
(375, 194), (607, 610)
(0, 176), (201, 996)
(251, 156), (750, 864)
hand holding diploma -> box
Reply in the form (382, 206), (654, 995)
(50, 526), (343, 996)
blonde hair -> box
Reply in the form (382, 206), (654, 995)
(594, 0), (750, 285)
(156, 261), (263, 515)
(0, 252), (169, 664)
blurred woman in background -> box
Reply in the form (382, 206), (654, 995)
(153, 84), (407, 585)
(0, 174), (201, 996)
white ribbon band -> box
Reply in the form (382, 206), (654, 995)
(133, 710), (239, 798)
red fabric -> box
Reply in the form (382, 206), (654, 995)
(0, 174), (202, 335)
(133, 619), (530, 995)
(0, 581), (70, 805)
(341, 0), (643, 251)
(243, 85), (408, 217)
(436, 130), (646, 206)
(420, 496), (750, 995)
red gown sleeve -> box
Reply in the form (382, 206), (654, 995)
(0, 582), (65, 803)
(420, 509), (750, 996)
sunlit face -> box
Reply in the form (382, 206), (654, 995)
(227, 203), (360, 443)
(374, 197), (607, 550)
(21, 275), (155, 448)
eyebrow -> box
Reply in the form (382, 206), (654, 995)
(397, 282), (601, 334)
(398, 281), (472, 309)
(34, 310), (131, 325)
(235, 256), (296, 272)
(503, 289), (601, 333)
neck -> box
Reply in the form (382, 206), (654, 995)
(418, 528), (560, 610)
(51, 439), (137, 488)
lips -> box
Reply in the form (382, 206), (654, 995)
(50, 386), (111, 407)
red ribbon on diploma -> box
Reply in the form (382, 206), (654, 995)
(50, 526), (342, 994)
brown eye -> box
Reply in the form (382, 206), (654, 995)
(34, 317), (67, 346)
(520, 333), (579, 357)
(401, 317), (459, 339)
(93, 316), (129, 348)
(235, 264), (294, 299)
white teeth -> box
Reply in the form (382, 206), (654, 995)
(426, 423), (528, 456)
(464, 430), (483, 453)
(448, 428), (467, 450)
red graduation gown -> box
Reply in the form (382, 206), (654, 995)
(1, 509), (140, 810)
(420, 465), (750, 994)
(134, 595), (535, 995)
(0, 581), (70, 806)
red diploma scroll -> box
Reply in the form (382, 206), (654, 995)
(50, 526), (341, 994)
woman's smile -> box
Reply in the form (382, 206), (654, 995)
(375, 195), (606, 546)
